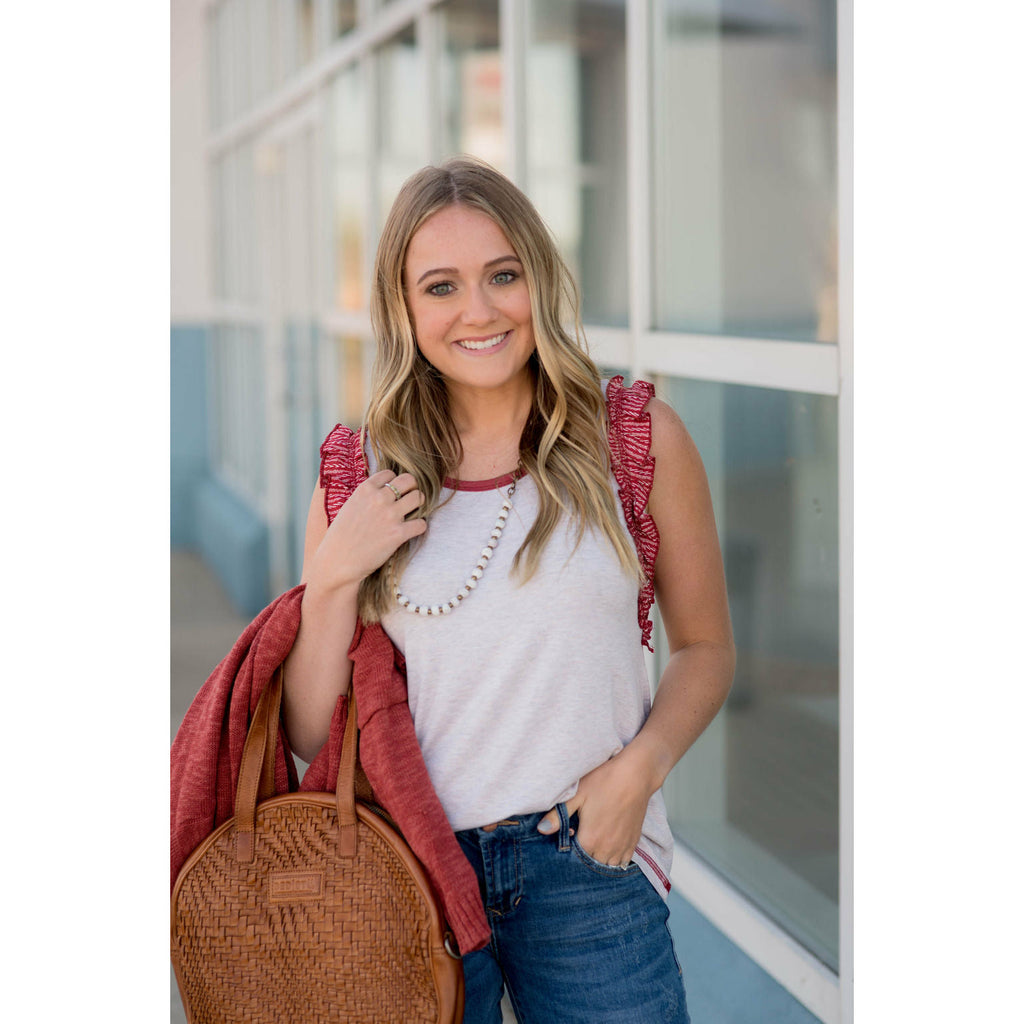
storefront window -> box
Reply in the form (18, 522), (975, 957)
(213, 146), (257, 304)
(659, 376), (839, 968)
(377, 24), (427, 217)
(331, 64), (368, 312)
(653, 0), (838, 342)
(334, 0), (356, 38)
(207, 5), (221, 130)
(525, 0), (628, 327)
(438, 0), (504, 170)
(210, 324), (267, 503)
(333, 334), (370, 428)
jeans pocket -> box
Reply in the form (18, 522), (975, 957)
(568, 834), (642, 878)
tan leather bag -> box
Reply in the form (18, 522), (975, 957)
(171, 670), (465, 1023)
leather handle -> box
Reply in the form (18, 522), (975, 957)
(232, 669), (359, 862)
(335, 690), (358, 858)
(234, 668), (284, 863)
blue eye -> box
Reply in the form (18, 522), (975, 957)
(492, 270), (517, 285)
(427, 282), (454, 296)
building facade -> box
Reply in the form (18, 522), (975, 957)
(171, 1), (852, 1019)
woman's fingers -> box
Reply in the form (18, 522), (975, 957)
(389, 472), (420, 496)
(368, 471), (424, 517)
(537, 809), (560, 835)
(369, 469), (418, 496)
(312, 470), (427, 587)
(394, 488), (424, 517)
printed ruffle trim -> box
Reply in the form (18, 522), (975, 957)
(320, 424), (370, 524)
(605, 375), (659, 652)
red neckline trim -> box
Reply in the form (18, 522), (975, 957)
(444, 468), (525, 492)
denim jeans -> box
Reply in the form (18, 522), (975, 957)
(454, 803), (690, 1024)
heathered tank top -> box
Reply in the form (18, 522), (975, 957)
(376, 461), (674, 897)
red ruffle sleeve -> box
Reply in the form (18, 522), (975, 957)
(319, 424), (370, 524)
(605, 375), (660, 652)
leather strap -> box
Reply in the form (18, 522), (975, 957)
(233, 668), (283, 862)
(233, 668), (359, 863)
(335, 690), (358, 858)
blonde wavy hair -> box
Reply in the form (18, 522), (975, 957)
(359, 156), (642, 621)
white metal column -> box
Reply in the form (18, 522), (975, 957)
(837, 0), (854, 1020)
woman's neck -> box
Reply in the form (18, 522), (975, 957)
(447, 376), (533, 480)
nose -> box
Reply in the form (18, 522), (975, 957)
(460, 284), (497, 326)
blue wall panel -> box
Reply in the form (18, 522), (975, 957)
(195, 477), (270, 618)
(171, 324), (210, 548)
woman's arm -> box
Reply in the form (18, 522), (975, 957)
(282, 471), (426, 762)
(614, 396), (735, 790)
(537, 398), (735, 864)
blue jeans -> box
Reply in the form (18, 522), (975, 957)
(454, 804), (690, 1023)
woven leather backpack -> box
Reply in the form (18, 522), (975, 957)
(171, 669), (465, 1023)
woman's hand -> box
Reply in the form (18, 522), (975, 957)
(536, 747), (658, 868)
(304, 470), (427, 593)
(284, 470), (426, 761)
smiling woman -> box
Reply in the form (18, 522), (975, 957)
(279, 156), (735, 1023)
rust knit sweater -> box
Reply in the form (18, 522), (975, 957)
(169, 584), (491, 953)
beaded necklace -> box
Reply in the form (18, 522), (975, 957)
(391, 470), (520, 616)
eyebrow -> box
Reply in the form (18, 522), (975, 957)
(415, 255), (522, 286)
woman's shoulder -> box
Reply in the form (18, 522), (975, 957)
(603, 376), (694, 462)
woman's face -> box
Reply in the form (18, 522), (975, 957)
(403, 204), (536, 398)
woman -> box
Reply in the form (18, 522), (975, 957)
(282, 156), (734, 1023)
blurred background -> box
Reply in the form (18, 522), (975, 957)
(171, 1), (850, 1020)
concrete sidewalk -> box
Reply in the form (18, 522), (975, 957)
(170, 550), (249, 741)
(171, 550), (249, 1024)
(170, 550), (821, 1023)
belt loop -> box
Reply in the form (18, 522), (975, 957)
(556, 802), (572, 852)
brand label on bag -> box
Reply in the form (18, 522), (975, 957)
(268, 870), (324, 902)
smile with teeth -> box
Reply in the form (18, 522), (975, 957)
(455, 331), (509, 351)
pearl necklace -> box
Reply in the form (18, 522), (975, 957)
(391, 472), (519, 616)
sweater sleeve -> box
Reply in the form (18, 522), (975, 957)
(605, 375), (660, 652)
(319, 424), (370, 524)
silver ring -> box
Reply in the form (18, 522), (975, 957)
(385, 482), (402, 500)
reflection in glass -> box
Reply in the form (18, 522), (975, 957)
(438, 0), (504, 170)
(331, 65), (368, 311)
(249, 0), (270, 106)
(334, 335), (368, 428)
(210, 324), (267, 504)
(525, 0), (628, 326)
(659, 376), (839, 968)
(334, 0), (356, 38)
(214, 146), (256, 304)
(299, 0), (317, 65)
(653, 0), (838, 342)
(207, 4), (221, 130)
(377, 24), (427, 215)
